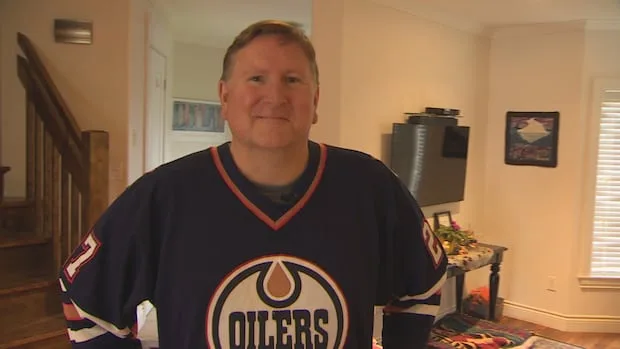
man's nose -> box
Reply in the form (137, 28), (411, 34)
(263, 79), (287, 104)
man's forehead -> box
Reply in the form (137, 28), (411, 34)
(231, 41), (311, 73)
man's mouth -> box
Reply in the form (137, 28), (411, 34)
(256, 116), (288, 120)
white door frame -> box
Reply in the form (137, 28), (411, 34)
(144, 45), (167, 172)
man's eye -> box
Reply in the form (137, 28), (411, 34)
(286, 76), (301, 83)
(249, 76), (263, 82)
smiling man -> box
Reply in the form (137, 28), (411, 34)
(59, 20), (448, 349)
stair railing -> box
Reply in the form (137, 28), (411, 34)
(16, 32), (109, 270)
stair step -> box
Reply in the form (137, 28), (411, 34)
(0, 234), (49, 248)
(1, 197), (35, 232)
(0, 275), (62, 335)
(0, 234), (53, 283)
(0, 197), (33, 208)
(0, 314), (69, 349)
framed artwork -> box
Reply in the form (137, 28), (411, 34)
(172, 98), (225, 133)
(433, 211), (453, 230)
(504, 111), (559, 168)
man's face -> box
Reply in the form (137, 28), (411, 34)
(219, 35), (319, 150)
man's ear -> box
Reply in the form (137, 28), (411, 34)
(218, 80), (229, 119)
(312, 85), (320, 124)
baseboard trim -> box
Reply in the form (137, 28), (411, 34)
(503, 300), (620, 333)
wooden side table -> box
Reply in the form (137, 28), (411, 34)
(446, 243), (508, 321)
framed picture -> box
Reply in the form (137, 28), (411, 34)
(433, 211), (453, 230)
(504, 111), (559, 168)
(172, 98), (225, 133)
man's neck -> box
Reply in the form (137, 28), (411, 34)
(228, 141), (309, 186)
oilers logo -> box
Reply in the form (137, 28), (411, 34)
(205, 255), (349, 349)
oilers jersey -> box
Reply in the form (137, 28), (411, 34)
(59, 141), (448, 348)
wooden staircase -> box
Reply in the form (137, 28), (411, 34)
(0, 33), (110, 348)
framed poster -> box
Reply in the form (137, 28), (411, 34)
(505, 111), (559, 168)
(172, 98), (225, 133)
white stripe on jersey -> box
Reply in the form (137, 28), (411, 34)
(398, 272), (447, 301)
(59, 278), (133, 342)
(72, 300), (132, 338)
(67, 325), (109, 343)
(391, 304), (440, 316)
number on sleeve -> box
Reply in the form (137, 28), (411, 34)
(64, 231), (102, 282)
(422, 221), (444, 268)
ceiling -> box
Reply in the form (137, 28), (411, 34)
(152, 0), (313, 48)
(153, 0), (620, 47)
(386, 0), (620, 29)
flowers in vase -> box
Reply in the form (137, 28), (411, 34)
(435, 220), (477, 254)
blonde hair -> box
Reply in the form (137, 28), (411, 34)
(220, 20), (319, 85)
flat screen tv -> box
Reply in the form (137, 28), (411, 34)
(389, 122), (470, 207)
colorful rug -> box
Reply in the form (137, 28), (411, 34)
(515, 336), (584, 349)
(428, 314), (533, 348)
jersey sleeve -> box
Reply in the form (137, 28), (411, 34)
(375, 165), (449, 348)
(58, 174), (161, 348)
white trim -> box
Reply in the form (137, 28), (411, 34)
(503, 300), (620, 334)
(399, 273), (447, 301)
(577, 276), (620, 290)
(391, 304), (440, 316)
(585, 20), (620, 31)
(489, 21), (586, 40)
(68, 326), (108, 343)
(435, 305), (457, 323)
(72, 301), (132, 338)
(368, 0), (485, 35)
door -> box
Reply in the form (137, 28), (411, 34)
(145, 47), (167, 172)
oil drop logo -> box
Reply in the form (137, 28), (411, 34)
(205, 255), (349, 349)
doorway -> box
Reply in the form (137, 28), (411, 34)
(144, 46), (167, 172)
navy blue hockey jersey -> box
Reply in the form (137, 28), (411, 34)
(59, 141), (448, 349)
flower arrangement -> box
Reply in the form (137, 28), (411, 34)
(434, 220), (477, 254)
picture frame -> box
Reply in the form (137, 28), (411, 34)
(433, 211), (453, 230)
(172, 98), (225, 133)
(504, 111), (559, 168)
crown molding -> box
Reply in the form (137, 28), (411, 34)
(487, 20), (587, 39)
(585, 19), (620, 31)
(369, 0), (486, 36)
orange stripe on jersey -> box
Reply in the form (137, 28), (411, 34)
(63, 303), (83, 321)
(210, 144), (327, 231)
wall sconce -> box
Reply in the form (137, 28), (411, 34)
(54, 19), (93, 45)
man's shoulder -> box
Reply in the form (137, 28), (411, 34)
(149, 148), (215, 178)
(126, 148), (217, 194)
(323, 143), (393, 177)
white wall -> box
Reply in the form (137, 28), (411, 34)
(127, 1), (174, 184)
(0, 0), (131, 200)
(172, 41), (224, 102)
(480, 21), (620, 332)
(165, 41), (230, 162)
(312, 0), (491, 319)
(339, 0), (490, 235)
(309, 0), (345, 146)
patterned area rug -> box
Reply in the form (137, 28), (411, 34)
(428, 314), (533, 348)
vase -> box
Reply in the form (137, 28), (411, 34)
(442, 240), (460, 255)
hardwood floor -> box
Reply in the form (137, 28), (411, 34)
(499, 317), (620, 348)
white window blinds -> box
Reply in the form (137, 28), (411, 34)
(591, 89), (620, 277)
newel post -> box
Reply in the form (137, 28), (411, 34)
(82, 130), (109, 233)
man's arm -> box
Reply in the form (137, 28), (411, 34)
(376, 168), (448, 348)
(58, 174), (160, 348)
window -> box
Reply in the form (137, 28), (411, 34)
(590, 87), (620, 278)
(580, 79), (620, 288)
